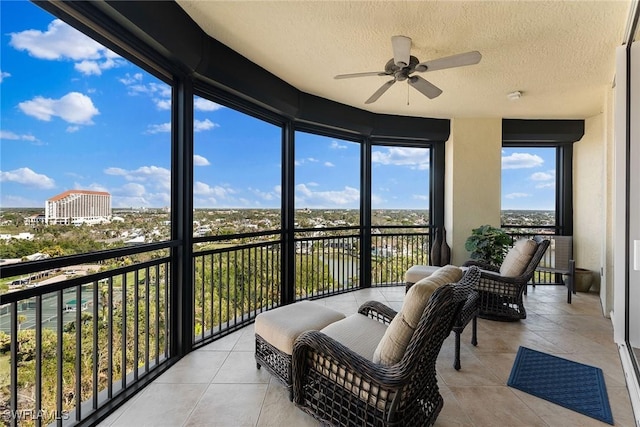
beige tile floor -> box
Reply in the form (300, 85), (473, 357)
(100, 285), (635, 427)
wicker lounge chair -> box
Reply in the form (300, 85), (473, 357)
(463, 236), (550, 321)
(292, 267), (480, 427)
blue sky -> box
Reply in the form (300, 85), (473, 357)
(0, 2), (555, 211)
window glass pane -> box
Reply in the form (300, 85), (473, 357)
(0, 1), (171, 270)
(293, 131), (360, 296)
(192, 97), (282, 234)
(371, 145), (430, 225)
(294, 132), (360, 226)
(501, 147), (556, 228)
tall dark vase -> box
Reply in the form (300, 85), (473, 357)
(430, 227), (442, 266)
(440, 227), (451, 266)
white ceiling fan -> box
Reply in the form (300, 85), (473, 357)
(335, 36), (482, 104)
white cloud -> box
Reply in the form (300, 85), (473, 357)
(193, 181), (235, 198)
(0, 194), (41, 208)
(194, 98), (223, 112)
(330, 140), (348, 150)
(295, 183), (359, 207)
(372, 147), (430, 170)
(296, 157), (319, 166)
(249, 186), (280, 201)
(324, 162), (335, 167)
(156, 99), (171, 110)
(119, 73), (143, 85)
(0, 167), (55, 189)
(536, 182), (555, 189)
(66, 126), (80, 133)
(412, 194), (429, 201)
(119, 75), (171, 109)
(194, 119), (219, 132)
(194, 155), (210, 166)
(531, 171), (554, 181)
(19, 92), (99, 124)
(0, 70), (10, 83)
(76, 182), (108, 193)
(502, 152), (544, 169)
(121, 182), (146, 197)
(0, 130), (39, 143)
(505, 192), (531, 199)
(104, 165), (170, 191)
(146, 122), (171, 134)
(9, 19), (123, 75)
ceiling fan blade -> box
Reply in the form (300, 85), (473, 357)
(335, 71), (388, 79)
(416, 51), (482, 72)
(408, 76), (442, 99)
(365, 79), (396, 104)
(391, 35), (411, 67)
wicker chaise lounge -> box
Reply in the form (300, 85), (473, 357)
(292, 266), (480, 427)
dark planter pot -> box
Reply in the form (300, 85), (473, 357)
(570, 268), (593, 292)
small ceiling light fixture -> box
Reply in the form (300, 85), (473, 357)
(507, 90), (522, 100)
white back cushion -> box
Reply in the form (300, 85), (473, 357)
(372, 265), (462, 365)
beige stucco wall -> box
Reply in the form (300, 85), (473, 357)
(602, 85), (615, 315)
(574, 113), (606, 293)
(445, 118), (502, 265)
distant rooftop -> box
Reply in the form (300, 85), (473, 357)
(48, 189), (111, 202)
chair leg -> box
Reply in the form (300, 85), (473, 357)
(471, 316), (478, 346)
(454, 330), (461, 370)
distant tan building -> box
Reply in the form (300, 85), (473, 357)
(45, 190), (111, 225)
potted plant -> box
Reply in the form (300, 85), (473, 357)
(464, 225), (512, 268)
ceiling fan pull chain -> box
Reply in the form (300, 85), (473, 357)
(407, 83), (410, 106)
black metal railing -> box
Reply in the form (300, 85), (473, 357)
(370, 226), (431, 287)
(0, 244), (175, 427)
(192, 231), (282, 347)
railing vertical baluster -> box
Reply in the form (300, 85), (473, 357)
(92, 281), (98, 410)
(145, 269), (150, 373)
(226, 253), (230, 330)
(209, 253), (214, 333)
(242, 248), (246, 319)
(107, 277), (113, 398)
(56, 290), (63, 427)
(164, 261), (169, 358)
(134, 270), (139, 381)
(76, 285), (82, 421)
(10, 302), (18, 427)
(155, 264), (160, 365)
(122, 273), (127, 390)
(217, 253), (223, 333)
(200, 255), (205, 341)
(35, 295), (42, 427)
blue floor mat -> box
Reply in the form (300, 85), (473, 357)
(507, 346), (614, 425)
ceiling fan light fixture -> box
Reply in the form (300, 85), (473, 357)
(391, 35), (411, 67)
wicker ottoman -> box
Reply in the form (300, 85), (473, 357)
(255, 301), (345, 400)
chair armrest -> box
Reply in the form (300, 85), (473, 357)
(462, 259), (500, 272)
(358, 300), (397, 325)
(292, 330), (407, 404)
(477, 269), (525, 284)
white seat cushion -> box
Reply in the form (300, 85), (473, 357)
(404, 265), (440, 284)
(255, 301), (345, 354)
(320, 313), (389, 360)
(373, 265), (463, 365)
(500, 239), (538, 277)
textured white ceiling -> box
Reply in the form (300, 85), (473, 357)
(176, 1), (630, 119)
